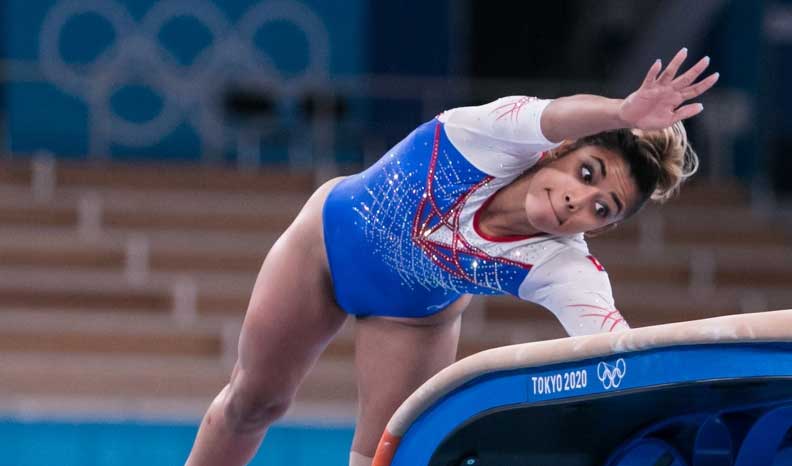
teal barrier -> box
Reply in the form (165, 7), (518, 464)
(0, 418), (354, 466)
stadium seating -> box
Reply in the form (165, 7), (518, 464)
(1, 158), (790, 422)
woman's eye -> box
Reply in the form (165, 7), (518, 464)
(595, 202), (610, 218)
(581, 165), (593, 183)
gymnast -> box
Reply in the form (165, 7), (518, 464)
(184, 48), (718, 466)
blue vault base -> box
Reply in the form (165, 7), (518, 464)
(392, 343), (792, 466)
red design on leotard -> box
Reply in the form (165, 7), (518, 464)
(586, 255), (606, 272)
(491, 96), (534, 122)
(565, 303), (625, 331)
(411, 123), (535, 284)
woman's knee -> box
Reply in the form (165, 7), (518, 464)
(223, 379), (294, 434)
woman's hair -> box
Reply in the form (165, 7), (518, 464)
(548, 121), (699, 217)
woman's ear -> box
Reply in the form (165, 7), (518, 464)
(536, 142), (566, 170)
(543, 139), (577, 164)
(550, 140), (574, 155)
(585, 222), (619, 238)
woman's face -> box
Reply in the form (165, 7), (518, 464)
(523, 145), (641, 236)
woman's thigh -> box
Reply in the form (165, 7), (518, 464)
(349, 294), (472, 454)
(232, 177), (348, 400)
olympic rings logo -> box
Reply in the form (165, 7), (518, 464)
(597, 358), (627, 390)
(37, 0), (330, 150)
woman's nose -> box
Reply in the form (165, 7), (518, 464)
(564, 194), (574, 210)
(565, 189), (596, 211)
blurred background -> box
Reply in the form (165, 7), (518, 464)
(0, 1), (790, 465)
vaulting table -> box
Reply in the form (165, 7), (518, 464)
(372, 309), (792, 466)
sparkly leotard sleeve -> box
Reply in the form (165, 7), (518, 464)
(519, 248), (628, 335)
(438, 95), (558, 177)
(322, 96), (629, 335)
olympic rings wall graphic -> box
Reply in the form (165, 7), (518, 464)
(31, 0), (333, 157)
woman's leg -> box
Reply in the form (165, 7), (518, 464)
(349, 295), (472, 463)
(185, 179), (348, 466)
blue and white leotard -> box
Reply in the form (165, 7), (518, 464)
(322, 96), (629, 336)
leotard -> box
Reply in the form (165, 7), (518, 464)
(322, 96), (628, 336)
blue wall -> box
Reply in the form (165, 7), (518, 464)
(2, 0), (366, 160)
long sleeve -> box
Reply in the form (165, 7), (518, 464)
(438, 96), (561, 177)
(518, 247), (630, 336)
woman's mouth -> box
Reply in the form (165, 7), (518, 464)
(546, 189), (562, 226)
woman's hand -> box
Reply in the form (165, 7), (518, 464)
(618, 48), (719, 131)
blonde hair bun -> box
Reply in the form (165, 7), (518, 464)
(632, 121), (699, 203)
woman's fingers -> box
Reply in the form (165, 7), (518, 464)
(681, 72), (720, 100)
(658, 48), (688, 83)
(672, 56), (710, 88)
(673, 102), (705, 122)
(641, 59), (663, 87)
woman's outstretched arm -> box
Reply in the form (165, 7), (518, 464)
(540, 48), (719, 143)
